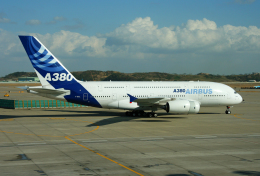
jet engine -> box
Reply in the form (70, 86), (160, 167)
(164, 100), (200, 114)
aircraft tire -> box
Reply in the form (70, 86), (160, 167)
(225, 110), (231, 114)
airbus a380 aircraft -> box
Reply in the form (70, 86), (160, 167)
(19, 36), (243, 117)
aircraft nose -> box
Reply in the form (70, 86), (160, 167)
(238, 94), (243, 103)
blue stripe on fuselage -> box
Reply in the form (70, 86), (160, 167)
(61, 82), (102, 108)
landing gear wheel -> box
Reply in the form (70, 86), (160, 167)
(132, 112), (136, 117)
(225, 110), (231, 114)
(225, 106), (232, 114)
(147, 112), (158, 117)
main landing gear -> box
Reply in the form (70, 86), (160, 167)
(225, 106), (232, 114)
(125, 110), (158, 117)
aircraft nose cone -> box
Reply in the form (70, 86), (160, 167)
(238, 94), (243, 103)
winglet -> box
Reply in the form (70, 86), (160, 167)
(127, 94), (138, 103)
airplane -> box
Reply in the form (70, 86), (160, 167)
(18, 36), (243, 117)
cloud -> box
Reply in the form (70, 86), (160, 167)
(0, 17), (11, 23)
(47, 16), (66, 24)
(102, 17), (260, 54)
(0, 29), (21, 55)
(28, 30), (107, 57)
(186, 18), (217, 31)
(1, 17), (260, 76)
(0, 13), (14, 24)
(234, 0), (255, 4)
(25, 19), (41, 25)
(2, 17), (260, 58)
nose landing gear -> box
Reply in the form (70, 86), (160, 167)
(225, 106), (232, 114)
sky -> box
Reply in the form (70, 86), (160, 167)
(0, 0), (260, 77)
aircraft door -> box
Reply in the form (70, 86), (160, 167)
(198, 94), (202, 100)
(227, 92), (231, 99)
(83, 93), (88, 101)
(126, 84), (131, 91)
(112, 93), (117, 100)
(98, 85), (102, 92)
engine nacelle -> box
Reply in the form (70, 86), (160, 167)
(188, 101), (200, 114)
(165, 100), (200, 114)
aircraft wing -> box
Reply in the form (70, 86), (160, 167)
(127, 94), (175, 106)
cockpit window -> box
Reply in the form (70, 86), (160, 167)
(234, 91), (238, 94)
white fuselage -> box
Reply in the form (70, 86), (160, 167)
(73, 81), (243, 110)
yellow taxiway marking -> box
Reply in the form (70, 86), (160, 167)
(232, 114), (259, 122)
(0, 118), (143, 175)
(49, 117), (66, 120)
(0, 119), (14, 122)
(65, 136), (144, 176)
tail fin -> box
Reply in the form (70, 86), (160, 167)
(19, 36), (78, 89)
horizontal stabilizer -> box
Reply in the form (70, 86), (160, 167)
(28, 86), (70, 96)
(17, 86), (29, 90)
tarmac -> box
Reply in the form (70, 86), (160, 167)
(0, 89), (260, 176)
(0, 86), (49, 100)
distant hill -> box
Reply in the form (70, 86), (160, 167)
(3, 72), (37, 79)
(1, 71), (260, 82)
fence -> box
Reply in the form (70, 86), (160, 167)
(0, 99), (86, 109)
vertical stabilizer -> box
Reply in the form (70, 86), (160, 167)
(19, 36), (78, 89)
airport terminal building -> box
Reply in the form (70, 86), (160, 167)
(18, 77), (39, 82)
